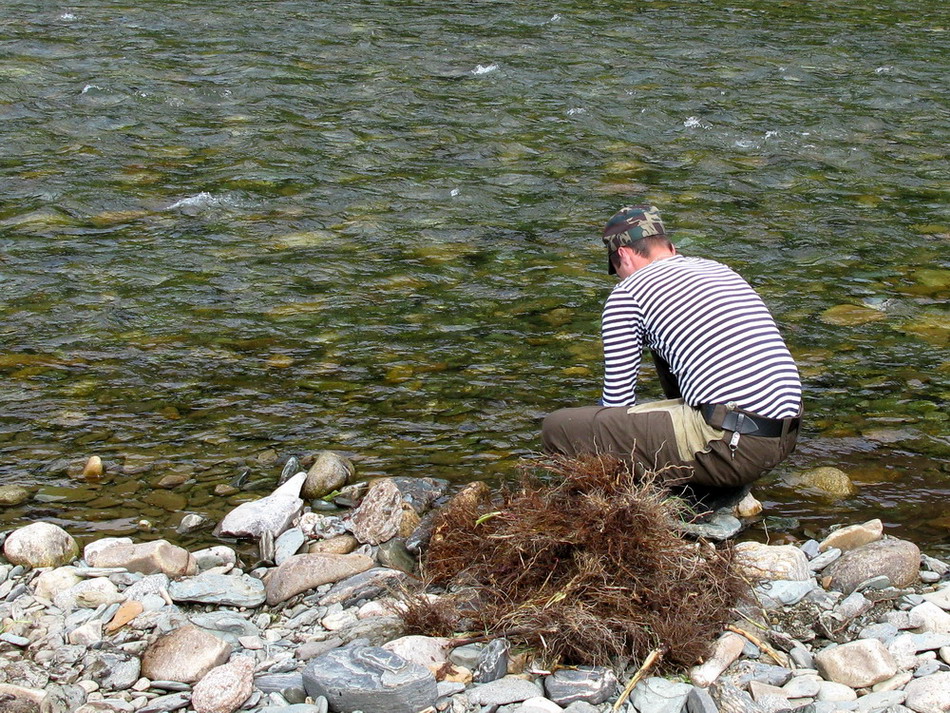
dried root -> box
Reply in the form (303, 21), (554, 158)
(403, 454), (747, 671)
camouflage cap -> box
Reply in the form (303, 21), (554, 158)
(602, 205), (667, 274)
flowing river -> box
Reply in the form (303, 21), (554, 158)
(0, 0), (947, 555)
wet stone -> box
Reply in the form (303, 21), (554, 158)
(678, 511), (742, 541)
(376, 538), (416, 574)
(301, 451), (353, 500)
(0, 485), (31, 507)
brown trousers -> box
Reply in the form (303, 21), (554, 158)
(541, 402), (799, 491)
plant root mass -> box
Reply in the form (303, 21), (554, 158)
(405, 454), (747, 671)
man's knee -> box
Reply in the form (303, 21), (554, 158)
(541, 408), (575, 454)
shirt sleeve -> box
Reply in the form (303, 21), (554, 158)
(601, 286), (644, 407)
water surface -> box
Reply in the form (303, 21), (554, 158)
(0, 0), (947, 554)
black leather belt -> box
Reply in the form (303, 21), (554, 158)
(699, 403), (799, 438)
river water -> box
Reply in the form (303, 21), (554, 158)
(1, 1), (947, 555)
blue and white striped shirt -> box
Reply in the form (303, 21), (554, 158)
(601, 255), (802, 418)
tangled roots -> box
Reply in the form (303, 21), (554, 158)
(404, 454), (746, 671)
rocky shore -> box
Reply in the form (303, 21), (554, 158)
(0, 452), (948, 713)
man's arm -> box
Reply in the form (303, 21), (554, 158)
(601, 288), (643, 407)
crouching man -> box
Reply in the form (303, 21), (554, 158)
(541, 205), (803, 510)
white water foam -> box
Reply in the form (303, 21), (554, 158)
(167, 192), (233, 210)
(81, 84), (101, 94)
(471, 63), (498, 76)
(684, 116), (711, 129)
(60, 12), (76, 20)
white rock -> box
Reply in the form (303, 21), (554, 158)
(33, 566), (82, 600)
(910, 602), (950, 634)
(734, 542), (810, 581)
(690, 633), (746, 686)
(515, 697), (564, 713)
(55, 577), (124, 610)
(631, 677), (692, 713)
(814, 639), (897, 688)
(922, 586), (950, 611)
(819, 519), (883, 552)
(782, 674), (821, 698)
(854, 690), (905, 711)
(816, 681), (858, 701)
(383, 636), (452, 669)
(358, 598), (405, 618)
(889, 634), (920, 670)
(191, 656), (255, 713)
(903, 671), (950, 713)
(321, 609), (358, 631)
(3, 522), (79, 568)
(217, 472), (306, 539)
(68, 620), (103, 646)
(872, 670), (913, 692)
(468, 677), (544, 706)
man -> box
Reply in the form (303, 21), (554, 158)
(541, 205), (802, 509)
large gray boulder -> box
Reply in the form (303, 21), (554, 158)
(302, 645), (437, 713)
(824, 538), (920, 594)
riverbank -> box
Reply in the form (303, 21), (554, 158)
(0, 455), (948, 713)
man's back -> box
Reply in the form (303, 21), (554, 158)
(602, 255), (802, 418)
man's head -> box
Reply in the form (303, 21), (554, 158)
(602, 205), (673, 275)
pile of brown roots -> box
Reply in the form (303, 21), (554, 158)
(405, 454), (747, 671)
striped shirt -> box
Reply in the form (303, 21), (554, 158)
(601, 255), (802, 418)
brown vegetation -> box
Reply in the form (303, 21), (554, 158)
(402, 454), (746, 671)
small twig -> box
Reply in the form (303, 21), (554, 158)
(612, 646), (665, 712)
(726, 625), (789, 667)
(732, 606), (769, 632)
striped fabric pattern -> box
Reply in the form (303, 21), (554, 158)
(601, 255), (802, 418)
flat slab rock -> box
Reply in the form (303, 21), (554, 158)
(167, 572), (266, 608)
(265, 553), (374, 606)
(468, 676), (544, 706)
(302, 645), (437, 713)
